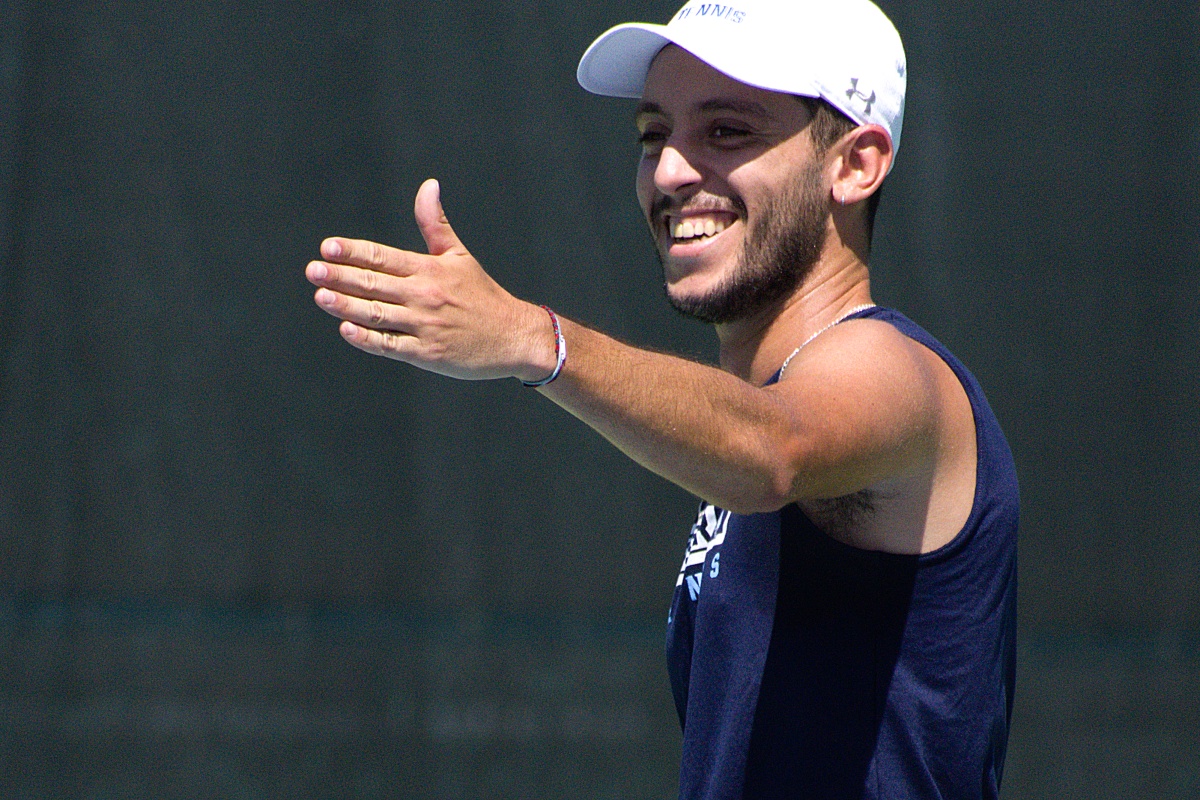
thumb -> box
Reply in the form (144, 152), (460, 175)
(414, 178), (465, 256)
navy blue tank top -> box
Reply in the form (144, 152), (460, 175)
(665, 307), (1019, 799)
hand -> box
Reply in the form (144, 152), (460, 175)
(306, 179), (556, 381)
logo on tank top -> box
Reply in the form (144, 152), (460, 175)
(676, 502), (730, 601)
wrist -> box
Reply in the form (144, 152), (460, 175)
(515, 303), (566, 386)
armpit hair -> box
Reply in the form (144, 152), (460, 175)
(804, 489), (877, 540)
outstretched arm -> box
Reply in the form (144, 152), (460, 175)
(306, 180), (940, 514)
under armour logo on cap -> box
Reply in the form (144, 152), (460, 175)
(846, 78), (876, 115)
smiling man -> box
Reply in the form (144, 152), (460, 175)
(305, 0), (1018, 797)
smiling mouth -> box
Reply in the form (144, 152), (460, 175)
(667, 213), (736, 244)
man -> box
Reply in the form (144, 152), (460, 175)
(305, 0), (1018, 797)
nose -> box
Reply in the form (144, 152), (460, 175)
(654, 144), (703, 197)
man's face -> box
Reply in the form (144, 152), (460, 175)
(635, 46), (831, 324)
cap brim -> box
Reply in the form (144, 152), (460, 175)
(577, 23), (673, 98)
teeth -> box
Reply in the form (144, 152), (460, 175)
(671, 216), (730, 241)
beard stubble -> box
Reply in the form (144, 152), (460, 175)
(663, 162), (829, 325)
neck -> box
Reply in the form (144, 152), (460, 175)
(716, 248), (873, 384)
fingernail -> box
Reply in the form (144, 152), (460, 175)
(316, 288), (335, 305)
(325, 239), (342, 258)
(310, 262), (328, 280)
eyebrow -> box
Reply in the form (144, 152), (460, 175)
(635, 100), (664, 121)
(697, 98), (773, 118)
(635, 97), (775, 123)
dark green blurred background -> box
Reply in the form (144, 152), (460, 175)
(0, 1), (1196, 797)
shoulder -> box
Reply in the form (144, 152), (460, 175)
(778, 317), (942, 403)
(764, 315), (963, 504)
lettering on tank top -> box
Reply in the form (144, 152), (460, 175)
(676, 502), (730, 601)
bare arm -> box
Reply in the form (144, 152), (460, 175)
(537, 316), (939, 513)
(306, 180), (941, 514)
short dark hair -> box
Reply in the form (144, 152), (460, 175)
(796, 96), (883, 244)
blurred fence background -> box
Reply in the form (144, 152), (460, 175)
(0, 1), (1197, 797)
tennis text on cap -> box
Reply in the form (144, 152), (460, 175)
(846, 78), (876, 115)
(672, 3), (747, 24)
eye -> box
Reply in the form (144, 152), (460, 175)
(637, 128), (668, 154)
(710, 124), (751, 142)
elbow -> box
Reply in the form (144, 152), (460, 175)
(717, 482), (794, 515)
(728, 474), (798, 515)
(716, 442), (807, 516)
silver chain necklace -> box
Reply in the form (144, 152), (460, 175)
(779, 304), (876, 378)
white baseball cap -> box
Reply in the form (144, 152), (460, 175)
(577, 0), (907, 162)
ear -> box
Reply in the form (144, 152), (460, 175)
(829, 125), (893, 207)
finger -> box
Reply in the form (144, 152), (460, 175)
(313, 287), (418, 332)
(413, 178), (466, 257)
(306, 260), (408, 303)
(339, 321), (420, 360)
(319, 236), (420, 277)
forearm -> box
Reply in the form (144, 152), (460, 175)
(536, 316), (800, 513)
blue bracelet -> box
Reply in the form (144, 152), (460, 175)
(522, 306), (567, 387)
